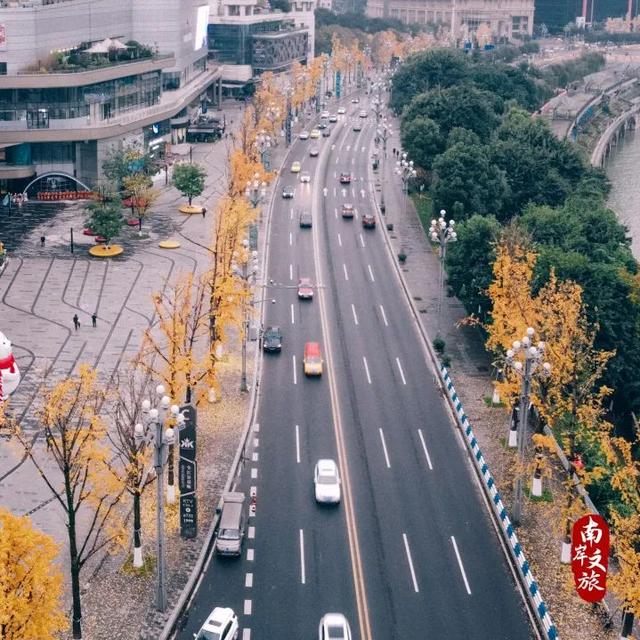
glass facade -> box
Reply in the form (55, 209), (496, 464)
(0, 70), (161, 126)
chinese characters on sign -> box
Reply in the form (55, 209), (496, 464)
(178, 404), (198, 539)
(571, 514), (609, 602)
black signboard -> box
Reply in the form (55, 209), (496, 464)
(179, 404), (198, 539)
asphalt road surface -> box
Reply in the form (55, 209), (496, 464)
(178, 89), (535, 640)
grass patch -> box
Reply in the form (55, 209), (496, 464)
(122, 553), (156, 577)
(524, 487), (554, 503)
(412, 193), (433, 233)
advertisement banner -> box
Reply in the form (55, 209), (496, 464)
(179, 404), (198, 539)
(571, 514), (609, 602)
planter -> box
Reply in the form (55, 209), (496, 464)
(398, 253), (407, 264)
(386, 223), (394, 231)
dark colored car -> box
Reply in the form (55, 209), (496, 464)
(299, 211), (313, 228)
(362, 213), (376, 228)
(263, 326), (283, 352)
(340, 173), (352, 184)
(353, 123), (362, 132)
(282, 186), (295, 199)
(318, 121), (328, 129)
(322, 128), (331, 137)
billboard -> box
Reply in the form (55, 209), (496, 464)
(194, 5), (210, 51)
(0, 24), (6, 51)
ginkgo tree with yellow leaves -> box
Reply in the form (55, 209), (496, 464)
(11, 366), (124, 640)
(0, 508), (67, 640)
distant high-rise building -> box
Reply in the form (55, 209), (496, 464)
(366, 0), (534, 40)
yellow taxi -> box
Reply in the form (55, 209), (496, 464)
(291, 161), (301, 173)
(303, 342), (323, 376)
(310, 129), (321, 139)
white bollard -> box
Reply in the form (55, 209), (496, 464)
(532, 474), (543, 497)
(133, 545), (144, 568)
(492, 388), (500, 405)
(508, 427), (518, 448)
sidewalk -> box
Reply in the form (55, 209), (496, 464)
(0, 104), (246, 592)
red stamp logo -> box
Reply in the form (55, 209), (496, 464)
(571, 514), (609, 602)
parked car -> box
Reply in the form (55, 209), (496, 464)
(262, 326), (283, 352)
(362, 213), (376, 228)
(214, 492), (245, 556)
(195, 607), (239, 640)
(299, 211), (313, 228)
(282, 185), (295, 199)
(341, 203), (355, 218)
(297, 277), (314, 300)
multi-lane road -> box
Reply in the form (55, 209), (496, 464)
(179, 91), (535, 640)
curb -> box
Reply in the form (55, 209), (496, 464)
(441, 366), (558, 640)
(368, 125), (553, 640)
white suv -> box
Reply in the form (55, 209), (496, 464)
(194, 607), (239, 640)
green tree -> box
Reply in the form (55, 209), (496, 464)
(445, 214), (501, 321)
(400, 116), (443, 170)
(172, 163), (207, 206)
(430, 143), (509, 219)
(446, 127), (481, 149)
(86, 199), (124, 246)
(402, 84), (502, 143)
(390, 48), (469, 113)
(102, 143), (157, 192)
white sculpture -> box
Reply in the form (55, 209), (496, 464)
(0, 331), (21, 402)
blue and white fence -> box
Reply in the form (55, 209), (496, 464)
(440, 364), (559, 640)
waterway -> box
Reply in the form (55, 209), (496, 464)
(605, 128), (640, 257)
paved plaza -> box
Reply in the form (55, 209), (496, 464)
(0, 102), (247, 545)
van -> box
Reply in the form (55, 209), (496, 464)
(215, 492), (245, 556)
(304, 342), (323, 376)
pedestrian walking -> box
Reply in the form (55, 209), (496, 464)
(392, 147), (396, 156)
(201, 207), (206, 219)
(73, 314), (79, 330)
(91, 313), (97, 328)
(40, 236), (45, 248)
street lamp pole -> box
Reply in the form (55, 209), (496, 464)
(376, 119), (393, 215)
(139, 386), (179, 612)
(429, 210), (457, 338)
(504, 328), (551, 526)
(253, 130), (272, 171)
(395, 151), (417, 226)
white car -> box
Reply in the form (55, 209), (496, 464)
(359, 110), (367, 118)
(321, 110), (330, 119)
(299, 130), (310, 140)
(300, 172), (311, 183)
(337, 107), (346, 114)
(318, 613), (352, 640)
(314, 459), (341, 504)
(329, 114), (338, 122)
(194, 607), (239, 640)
